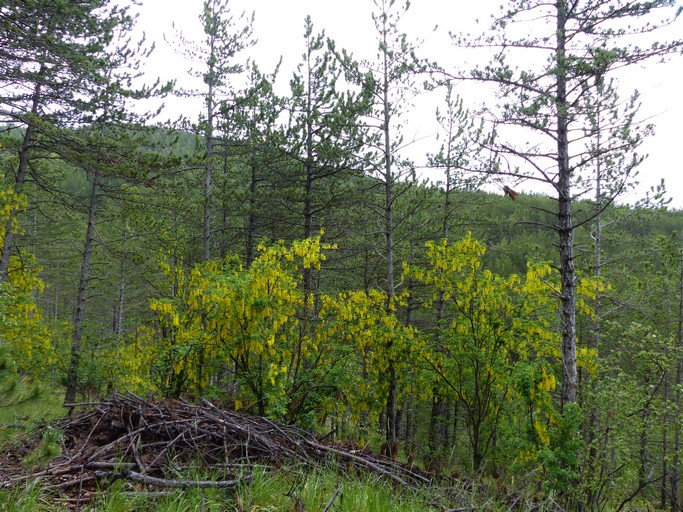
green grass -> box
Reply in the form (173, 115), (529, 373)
(0, 390), (66, 442)
(0, 480), (69, 512)
(235, 467), (438, 512)
(0, 465), (441, 512)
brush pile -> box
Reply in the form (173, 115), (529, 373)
(0, 392), (429, 502)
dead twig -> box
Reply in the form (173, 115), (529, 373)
(322, 484), (343, 512)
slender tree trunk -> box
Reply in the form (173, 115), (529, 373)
(383, 75), (394, 305)
(380, 26), (398, 448)
(443, 166), (451, 242)
(384, 195), (397, 448)
(304, 48), (314, 245)
(219, 135), (230, 260)
(203, 68), (215, 262)
(246, 154), (257, 266)
(197, 62), (217, 395)
(452, 401), (459, 447)
(65, 167), (102, 404)
(555, 0), (577, 407)
(404, 392), (413, 441)
(671, 251), (683, 511)
(303, 159), (314, 294)
(113, 229), (127, 343)
(586, 81), (604, 510)
(593, 87), (603, 352)
(429, 397), (446, 454)
(472, 414), (482, 472)
(0, 75), (43, 279)
(51, 285), (59, 386)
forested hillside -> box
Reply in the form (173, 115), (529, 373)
(1, 0), (682, 510)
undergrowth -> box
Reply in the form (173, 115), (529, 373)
(0, 466), (439, 512)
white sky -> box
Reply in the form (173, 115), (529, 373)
(135, 0), (683, 208)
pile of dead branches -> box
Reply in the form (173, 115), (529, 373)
(0, 392), (429, 500)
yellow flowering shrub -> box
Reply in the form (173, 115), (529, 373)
(146, 236), (351, 424)
(404, 234), (563, 470)
(0, 188), (55, 376)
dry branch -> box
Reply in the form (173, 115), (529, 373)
(117, 469), (251, 488)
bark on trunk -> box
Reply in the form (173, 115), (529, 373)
(586, 82), (604, 505)
(671, 253), (683, 511)
(381, 20), (397, 448)
(555, 0), (577, 407)
(429, 395), (446, 454)
(203, 64), (215, 262)
(219, 137), (230, 260)
(303, 157), (314, 295)
(113, 227), (127, 343)
(246, 155), (257, 266)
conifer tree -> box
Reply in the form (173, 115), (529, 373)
(0, 0), (132, 279)
(169, 0), (255, 262)
(283, 16), (371, 296)
(335, 0), (429, 449)
(456, 0), (683, 408)
(62, 14), (172, 405)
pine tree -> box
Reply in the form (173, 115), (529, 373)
(335, 0), (429, 449)
(456, 0), (683, 408)
(62, 11), (172, 404)
(283, 16), (371, 295)
(0, 0), (133, 279)
(169, 0), (255, 262)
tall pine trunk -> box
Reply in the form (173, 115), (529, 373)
(671, 252), (683, 511)
(555, 0), (577, 407)
(113, 226), (127, 343)
(203, 79), (214, 262)
(381, 29), (398, 449)
(245, 153), (258, 266)
(383, 138), (398, 449)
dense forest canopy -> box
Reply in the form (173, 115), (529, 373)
(1, 0), (682, 509)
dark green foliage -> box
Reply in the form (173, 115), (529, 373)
(538, 404), (583, 496)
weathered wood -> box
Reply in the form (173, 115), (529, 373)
(119, 469), (250, 489)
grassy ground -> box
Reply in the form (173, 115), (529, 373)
(0, 466), (441, 511)
(0, 390), (65, 442)
(1, 462), (573, 512)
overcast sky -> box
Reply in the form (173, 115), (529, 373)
(136, 0), (683, 208)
